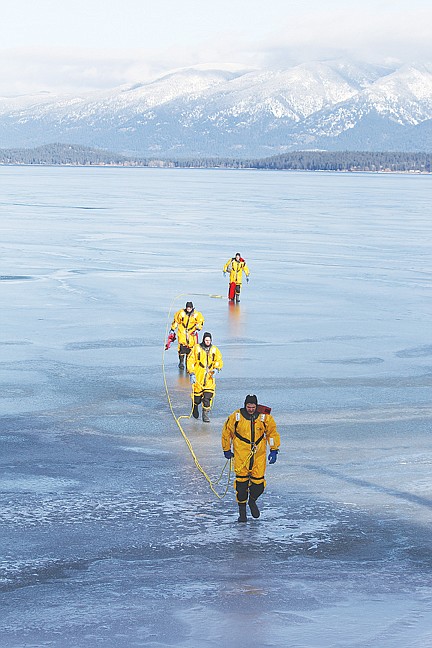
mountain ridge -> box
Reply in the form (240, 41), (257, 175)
(1, 59), (431, 156)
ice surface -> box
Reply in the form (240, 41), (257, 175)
(0, 167), (431, 647)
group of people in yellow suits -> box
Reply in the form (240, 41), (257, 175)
(167, 301), (221, 423)
(166, 254), (281, 522)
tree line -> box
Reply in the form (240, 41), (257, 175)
(0, 144), (430, 172)
(0, 144), (141, 166)
(250, 151), (432, 172)
(167, 151), (432, 172)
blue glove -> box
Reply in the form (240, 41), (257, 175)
(224, 450), (234, 459)
(268, 450), (278, 464)
(190, 374), (196, 384)
(246, 276), (249, 283)
(223, 271), (226, 277)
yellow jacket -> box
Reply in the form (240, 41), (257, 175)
(222, 409), (280, 479)
(187, 343), (223, 393)
(223, 258), (250, 285)
(171, 309), (204, 349)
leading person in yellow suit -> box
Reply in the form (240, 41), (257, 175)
(223, 252), (250, 302)
(222, 394), (280, 522)
(187, 332), (223, 422)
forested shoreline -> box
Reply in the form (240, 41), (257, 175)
(0, 144), (430, 173)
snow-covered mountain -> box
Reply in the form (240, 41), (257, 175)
(1, 60), (431, 157)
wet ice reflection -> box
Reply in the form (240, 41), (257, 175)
(0, 167), (431, 647)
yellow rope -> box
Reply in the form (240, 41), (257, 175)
(163, 292), (232, 499)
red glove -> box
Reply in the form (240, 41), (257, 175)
(165, 331), (176, 350)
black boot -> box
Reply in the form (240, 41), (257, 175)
(178, 354), (185, 369)
(192, 404), (199, 419)
(248, 498), (260, 519)
(202, 409), (210, 423)
(238, 503), (247, 523)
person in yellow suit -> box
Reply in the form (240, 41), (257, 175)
(187, 332), (223, 422)
(223, 252), (250, 302)
(168, 301), (204, 369)
(222, 394), (280, 522)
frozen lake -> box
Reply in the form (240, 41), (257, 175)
(0, 166), (431, 647)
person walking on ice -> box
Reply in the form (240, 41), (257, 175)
(223, 252), (250, 302)
(222, 394), (280, 522)
(187, 332), (223, 422)
(166, 301), (204, 369)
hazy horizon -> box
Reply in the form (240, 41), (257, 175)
(1, 0), (431, 96)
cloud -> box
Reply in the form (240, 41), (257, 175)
(0, 48), (169, 96)
(254, 7), (432, 67)
(1, 6), (432, 96)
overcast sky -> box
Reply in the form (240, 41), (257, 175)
(1, 0), (431, 96)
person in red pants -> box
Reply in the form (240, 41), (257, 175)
(223, 253), (250, 302)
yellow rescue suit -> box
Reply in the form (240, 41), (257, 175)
(223, 258), (250, 285)
(222, 409), (280, 502)
(187, 343), (223, 409)
(171, 309), (204, 353)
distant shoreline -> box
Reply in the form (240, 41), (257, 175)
(1, 163), (431, 175)
(0, 144), (431, 174)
